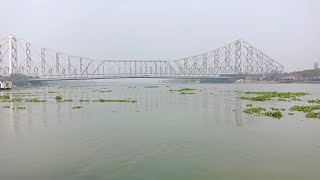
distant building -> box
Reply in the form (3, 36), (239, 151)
(281, 74), (304, 82)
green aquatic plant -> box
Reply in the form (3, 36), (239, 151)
(289, 105), (320, 113)
(99, 90), (112, 93)
(55, 96), (62, 101)
(144, 86), (160, 88)
(2, 106), (10, 108)
(180, 92), (195, 95)
(0, 95), (10, 99)
(63, 99), (73, 102)
(243, 107), (266, 114)
(262, 111), (283, 119)
(1, 98), (23, 102)
(305, 112), (320, 119)
(243, 107), (283, 119)
(270, 107), (285, 111)
(307, 99), (320, 104)
(17, 106), (26, 110)
(288, 112), (295, 115)
(79, 99), (90, 102)
(289, 105), (320, 119)
(12, 98), (23, 102)
(170, 88), (196, 92)
(246, 104), (253, 107)
(93, 89), (112, 93)
(244, 91), (308, 96)
(25, 98), (46, 103)
(72, 106), (82, 109)
(92, 99), (137, 103)
(241, 91), (309, 102)
(241, 96), (271, 101)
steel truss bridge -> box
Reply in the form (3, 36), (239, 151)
(0, 35), (283, 80)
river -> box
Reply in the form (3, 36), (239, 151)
(0, 80), (320, 180)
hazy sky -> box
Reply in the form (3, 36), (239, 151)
(0, 0), (319, 72)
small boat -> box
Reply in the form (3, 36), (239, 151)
(0, 81), (12, 90)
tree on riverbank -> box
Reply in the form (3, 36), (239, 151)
(0, 73), (31, 86)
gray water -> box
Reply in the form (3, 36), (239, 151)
(0, 81), (320, 180)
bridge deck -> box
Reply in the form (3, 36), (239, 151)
(28, 76), (231, 82)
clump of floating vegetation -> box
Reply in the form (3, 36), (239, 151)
(241, 96), (270, 101)
(289, 105), (320, 113)
(170, 88), (196, 92)
(2, 106), (10, 108)
(92, 99), (137, 103)
(305, 112), (320, 119)
(93, 89), (112, 93)
(243, 107), (283, 119)
(25, 98), (46, 103)
(307, 99), (320, 104)
(240, 91), (308, 102)
(289, 105), (320, 119)
(99, 90), (112, 93)
(288, 112), (295, 115)
(1, 98), (23, 102)
(243, 107), (266, 114)
(17, 106), (26, 110)
(271, 107), (286, 111)
(55, 96), (63, 101)
(72, 106), (82, 109)
(0, 95), (10, 100)
(54, 96), (73, 102)
(263, 111), (284, 119)
(53, 96), (72, 102)
(246, 104), (253, 107)
(180, 92), (195, 95)
(144, 86), (160, 88)
(12, 98), (23, 102)
(79, 99), (90, 102)
(63, 99), (73, 102)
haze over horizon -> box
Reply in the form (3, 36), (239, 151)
(0, 0), (319, 72)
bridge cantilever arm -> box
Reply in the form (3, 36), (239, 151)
(81, 60), (93, 75)
(92, 60), (106, 75)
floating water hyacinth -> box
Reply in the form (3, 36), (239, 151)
(289, 105), (320, 113)
(92, 99), (137, 103)
(0, 95), (10, 100)
(72, 106), (82, 109)
(79, 100), (90, 102)
(180, 92), (195, 95)
(170, 88), (196, 92)
(17, 107), (26, 110)
(55, 96), (63, 101)
(26, 99), (46, 102)
(240, 91), (308, 102)
(307, 99), (320, 104)
(243, 107), (284, 119)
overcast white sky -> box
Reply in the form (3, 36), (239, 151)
(0, 0), (319, 72)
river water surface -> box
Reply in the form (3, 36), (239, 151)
(0, 80), (320, 180)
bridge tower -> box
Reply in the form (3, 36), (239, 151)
(8, 34), (17, 75)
